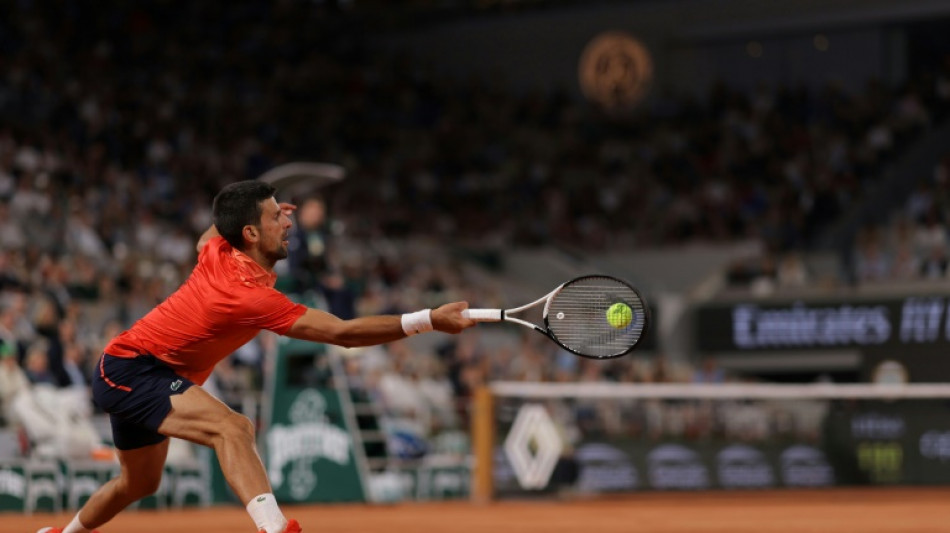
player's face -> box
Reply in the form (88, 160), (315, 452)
(258, 197), (292, 262)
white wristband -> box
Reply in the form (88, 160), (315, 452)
(401, 309), (433, 336)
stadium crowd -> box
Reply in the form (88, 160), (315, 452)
(1, 1), (949, 457)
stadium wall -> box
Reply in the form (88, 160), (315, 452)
(375, 0), (950, 100)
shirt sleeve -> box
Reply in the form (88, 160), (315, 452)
(236, 287), (308, 334)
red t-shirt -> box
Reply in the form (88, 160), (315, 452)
(104, 236), (307, 385)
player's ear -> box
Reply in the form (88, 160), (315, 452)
(243, 225), (260, 245)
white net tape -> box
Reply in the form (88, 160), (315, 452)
(491, 382), (950, 399)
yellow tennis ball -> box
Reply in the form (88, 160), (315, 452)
(606, 302), (633, 329)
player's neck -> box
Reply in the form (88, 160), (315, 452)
(242, 248), (277, 272)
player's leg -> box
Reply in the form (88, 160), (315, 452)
(84, 353), (298, 533)
(159, 385), (270, 504)
(36, 439), (169, 533)
(158, 385), (298, 533)
(81, 439), (170, 528)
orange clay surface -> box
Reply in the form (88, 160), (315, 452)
(6, 488), (950, 533)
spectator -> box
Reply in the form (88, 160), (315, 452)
(776, 252), (809, 288)
(23, 340), (55, 385)
(376, 342), (435, 433)
(0, 341), (28, 425)
(692, 357), (726, 384)
(416, 357), (458, 431)
(62, 343), (90, 389)
(284, 195), (358, 318)
(919, 245), (949, 280)
(854, 228), (891, 283)
(891, 241), (921, 281)
(9, 382), (106, 459)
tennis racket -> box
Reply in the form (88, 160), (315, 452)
(461, 274), (649, 359)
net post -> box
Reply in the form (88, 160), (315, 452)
(470, 385), (495, 503)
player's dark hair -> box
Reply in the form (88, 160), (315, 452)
(212, 180), (277, 250)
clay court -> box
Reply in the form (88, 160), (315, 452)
(8, 488), (950, 532)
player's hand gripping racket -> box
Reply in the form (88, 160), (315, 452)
(462, 274), (649, 359)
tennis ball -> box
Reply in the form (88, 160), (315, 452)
(606, 302), (633, 329)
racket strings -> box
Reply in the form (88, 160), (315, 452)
(546, 279), (646, 358)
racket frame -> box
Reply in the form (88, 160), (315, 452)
(463, 287), (561, 331)
(463, 275), (649, 359)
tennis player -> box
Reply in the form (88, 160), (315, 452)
(39, 180), (475, 533)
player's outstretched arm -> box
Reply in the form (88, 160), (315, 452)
(285, 301), (476, 348)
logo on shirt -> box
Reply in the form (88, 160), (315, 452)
(170, 379), (183, 392)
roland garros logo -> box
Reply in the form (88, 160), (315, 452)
(579, 31), (653, 112)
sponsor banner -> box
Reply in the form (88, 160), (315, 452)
(647, 443), (710, 490)
(494, 439), (836, 494)
(259, 335), (366, 503)
(717, 444), (774, 489)
(493, 399), (950, 496)
(813, 399), (950, 486)
(919, 430), (950, 462)
(0, 463), (25, 512)
(872, 401), (950, 485)
(264, 386), (364, 503)
(575, 443), (639, 492)
(780, 445), (835, 487)
(695, 296), (950, 352)
(504, 404), (563, 490)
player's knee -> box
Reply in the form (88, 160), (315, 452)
(118, 471), (163, 500)
(137, 473), (163, 498)
(221, 412), (256, 443)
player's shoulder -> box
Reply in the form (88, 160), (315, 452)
(228, 281), (297, 319)
(200, 235), (230, 255)
(193, 237), (242, 285)
(198, 236), (239, 270)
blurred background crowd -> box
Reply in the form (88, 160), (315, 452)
(2, 0), (950, 460)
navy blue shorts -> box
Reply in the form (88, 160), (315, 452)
(92, 353), (195, 450)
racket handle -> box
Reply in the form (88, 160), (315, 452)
(462, 309), (503, 322)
